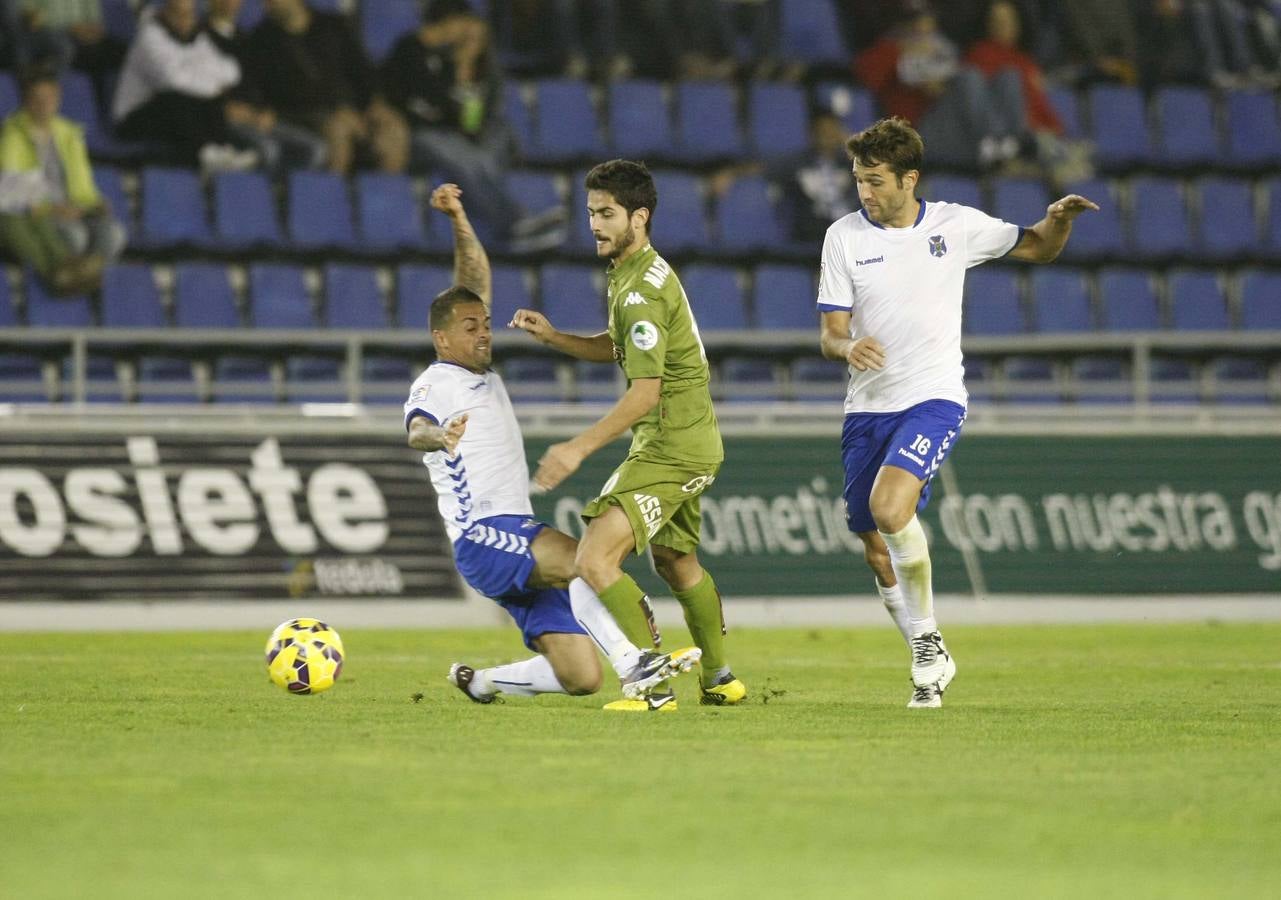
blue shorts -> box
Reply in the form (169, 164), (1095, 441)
(840, 400), (967, 533)
(453, 514), (585, 650)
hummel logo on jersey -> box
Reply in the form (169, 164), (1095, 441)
(623, 291), (647, 306)
(855, 255), (884, 266)
(928, 235), (948, 257)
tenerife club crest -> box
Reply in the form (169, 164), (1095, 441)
(928, 234), (948, 258)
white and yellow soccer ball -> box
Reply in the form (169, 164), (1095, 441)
(265, 618), (345, 694)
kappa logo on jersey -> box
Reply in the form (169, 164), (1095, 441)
(928, 234), (948, 257)
(623, 291), (647, 306)
(630, 320), (659, 351)
(633, 492), (664, 538)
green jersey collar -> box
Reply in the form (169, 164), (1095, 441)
(607, 243), (656, 281)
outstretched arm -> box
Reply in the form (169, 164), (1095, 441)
(430, 183), (491, 307)
(509, 309), (617, 362)
(532, 378), (661, 492)
(1007, 194), (1100, 263)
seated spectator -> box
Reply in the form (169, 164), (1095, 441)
(382, 0), (563, 250)
(1135, 0), (1212, 88)
(1055, 0), (1138, 84)
(1188, 0), (1281, 88)
(0, 65), (125, 294)
(855, 1), (1027, 169)
(241, 0), (408, 175)
(6, 0), (124, 76)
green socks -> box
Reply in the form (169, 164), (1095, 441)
(673, 571), (728, 686)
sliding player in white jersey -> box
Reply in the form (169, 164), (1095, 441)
(817, 117), (1097, 707)
(406, 184), (700, 705)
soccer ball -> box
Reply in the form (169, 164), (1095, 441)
(265, 618), (345, 694)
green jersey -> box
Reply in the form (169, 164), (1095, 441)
(606, 244), (723, 467)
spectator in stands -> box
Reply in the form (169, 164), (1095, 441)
(241, 0), (409, 175)
(855, 2), (1028, 169)
(1055, 0), (1138, 85)
(1189, 0), (1281, 88)
(1135, 0), (1213, 88)
(0, 65), (125, 295)
(382, 0), (564, 251)
(5, 0), (123, 76)
(112, 0), (258, 171)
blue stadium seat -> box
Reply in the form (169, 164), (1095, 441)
(962, 356), (998, 403)
(1210, 356), (1270, 404)
(1153, 86), (1218, 169)
(58, 71), (107, 152)
(715, 175), (785, 254)
(213, 170), (283, 250)
(675, 81), (745, 163)
(1046, 86), (1082, 139)
(1149, 357), (1200, 403)
(0, 273), (15, 327)
(0, 72), (17, 117)
(991, 177), (1049, 227)
(490, 264), (533, 333)
(174, 263), (241, 328)
(921, 175), (983, 209)
(286, 355), (345, 402)
(753, 265), (815, 329)
(1239, 270), (1281, 329)
(361, 0), (421, 62)
(564, 169), (596, 257)
(791, 356), (847, 401)
(505, 169), (565, 225)
(1196, 176), (1260, 260)
(1224, 91), (1281, 170)
(813, 82), (876, 134)
(25, 272), (93, 327)
(288, 171), (355, 250)
(608, 80), (672, 159)
(1126, 177), (1194, 260)
(680, 265), (747, 329)
(325, 264), (388, 329)
(779, 0), (848, 65)
(748, 82), (809, 160)
(1070, 356), (1132, 403)
(213, 355), (276, 403)
(1058, 178), (1121, 261)
(101, 264), (166, 328)
(651, 170), (710, 253)
(136, 357), (198, 404)
(500, 357), (561, 402)
(93, 166), (134, 244)
(396, 264), (453, 329)
(503, 83), (533, 158)
(539, 264), (604, 331)
(356, 172), (429, 252)
(1088, 85), (1151, 170)
(100, 0), (137, 42)
(1266, 178), (1281, 259)
(237, 0), (264, 29)
(1167, 269), (1229, 330)
(963, 268), (1024, 335)
(1003, 356), (1060, 403)
(1097, 268), (1160, 331)
(528, 78), (603, 163)
(1029, 269), (1092, 332)
(249, 264), (314, 328)
(719, 357), (781, 401)
(141, 167), (210, 248)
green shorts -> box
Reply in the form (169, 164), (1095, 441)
(581, 457), (720, 555)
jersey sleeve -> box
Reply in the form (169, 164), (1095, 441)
(614, 284), (668, 380)
(816, 222), (855, 313)
(962, 205), (1023, 267)
(403, 370), (456, 431)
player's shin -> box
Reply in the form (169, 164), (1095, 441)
(673, 571), (730, 687)
(876, 579), (912, 645)
(879, 516), (937, 636)
(478, 655), (568, 696)
(569, 577), (644, 677)
(598, 574), (663, 649)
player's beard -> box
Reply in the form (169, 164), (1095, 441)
(601, 224), (637, 259)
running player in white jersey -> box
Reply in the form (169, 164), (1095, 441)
(817, 117), (1097, 707)
(407, 184), (700, 705)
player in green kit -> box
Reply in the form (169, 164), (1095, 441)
(510, 159), (746, 712)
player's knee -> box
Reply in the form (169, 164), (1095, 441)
(869, 497), (912, 535)
(559, 668), (601, 695)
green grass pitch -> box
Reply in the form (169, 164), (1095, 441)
(3, 623), (1279, 899)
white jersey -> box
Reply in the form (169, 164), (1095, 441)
(403, 362), (533, 543)
(817, 200), (1021, 414)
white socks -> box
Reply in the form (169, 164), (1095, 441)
(568, 577), (644, 678)
(875, 580), (912, 645)
(472, 655), (565, 697)
(879, 516), (938, 636)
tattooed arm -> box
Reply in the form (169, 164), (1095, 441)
(429, 182), (492, 308)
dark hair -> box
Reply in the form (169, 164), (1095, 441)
(424, 0), (474, 23)
(584, 159), (657, 233)
(429, 286), (484, 330)
(17, 64), (60, 97)
(845, 116), (924, 182)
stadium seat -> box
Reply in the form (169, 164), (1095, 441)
(528, 78), (603, 163)
(0, 72), (17, 117)
(174, 263), (241, 328)
(249, 264), (315, 328)
(355, 172), (429, 252)
(719, 357), (781, 402)
(748, 82), (809, 160)
(1148, 357), (1200, 403)
(490, 264), (534, 332)
(1266, 178), (1281, 258)
(1046, 86), (1082, 139)
(1070, 356), (1132, 403)
(58, 71), (108, 153)
(1239, 270), (1281, 329)
(563, 169), (597, 257)
(921, 175), (983, 209)
(141, 167), (211, 248)
(0, 350), (50, 401)
(286, 355), (346, 402)
(1097, 268), (1160, 331)
(361, 0), (421, 62)
(1003, 356), (1060, 403)
(100, 0), (137, 42)
(500, 357), (562, 402)
(753, 265), (815, 329)
(572, 359), (621, 401)
(24, 277), (93, 329)
(396, 264), (453, 329)
(779, 0), (848, 66)
(1224, 91), (1281, 170)
(504, 170), (565, 232)
(1209, 356), (1271, 404)
(93, 166), (134, 243)
(715, 175), (786, 254)
(791, 356), (847, 401)
(1196, 176), (1260, 260)
(1029, 268), (1093, 332)
(1153, 86), (1219, 169)
(0, 273), (15, 327)
(101, 264), (166, 328)
(1057, 178), (1122, 261)
(1126, 177), (1194, 260)
(813, 82), (876, 134)
(237, 0), (264, 29)
(1167, 269), (1229, 330)
(136, 356), (199, 404)
(650, 170), (711, 253)
(539, 264), (605, 331)
(1088, 84), (1151, 170)
(963, 268), (1025, 335)
(287, 171), (356, 250)
(212, 355), (276, 403)
(213, 170), (283, 250)
(674, 81), (745, 163)
(991, 177), (1050, 227)
(680, 265), (748, 330)
(325, 264), (389, 329)
(503, 82), (533, 158)
(608, 80), (672, 159)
